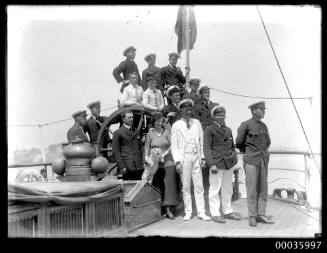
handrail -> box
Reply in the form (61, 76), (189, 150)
(8, 162), (52, 168)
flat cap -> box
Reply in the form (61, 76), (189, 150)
(123, 46), (136, 56)
(211, 104), (225, 117)
(198, 85), (210, 94)
(168, 52), (180, 59)
(87, 101), (100, 109)
(189, 78), (201, 85)
(178, 98), (194, 109)
(248, 101), (266, 110)
(72, 110), (87, 118)
(166, 85), (180, 97)
(144, 53), (156, 62)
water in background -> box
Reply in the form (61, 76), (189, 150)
(236, 154), (321, 209)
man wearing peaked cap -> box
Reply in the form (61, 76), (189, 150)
(204, 104), (242, 223)
(248, 101), (266, 110)
(141, 53), (163, 94)
(236, 101), (274, 226)
(178, 98), (194, 109)
(182, 77), (201, 102)
(67, 110), (89, 143)
(161, 52), (189, 97)
(113, 46), (142, 93)
(171, 95), (211, 222)
(85, 101), (113, 149)
(162, 85), (182, 126)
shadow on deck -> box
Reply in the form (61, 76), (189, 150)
(128, 197), (320, 238)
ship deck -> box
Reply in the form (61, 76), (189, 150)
(127, 197), (320, 238)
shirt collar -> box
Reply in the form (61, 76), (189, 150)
(123, 124), (131, 129)
(169, 63), (176, 69)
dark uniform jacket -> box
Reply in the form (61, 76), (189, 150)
(162, 103), (182, 127)
(235, 118), (271, 167)
(112, 59), (142, 92)
(141, 66), (163, 93)
(204, 122), (236, 170)
(182, 90), (200, 103)
(84, 115), (110, 144)
(112, 125), (143, 172)
(67, 123), (90, 143)
(192, 98), (215, 131)
(161, 65), (186, 93)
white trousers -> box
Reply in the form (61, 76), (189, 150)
(209, 169), (234, 216)
(181, 152), (205, 215)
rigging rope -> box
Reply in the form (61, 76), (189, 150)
(255, 6), (320, 171)
(9, 106), (117, 127)
(210, 87), (317, 100)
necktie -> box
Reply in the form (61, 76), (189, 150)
(186, 119), (190, 129)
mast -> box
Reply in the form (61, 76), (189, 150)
(185, 6), (190, 90)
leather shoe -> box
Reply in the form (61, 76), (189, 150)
(212, 216), (226, 223)
(249, 216), (257, 227)
(225, 212), (242, 220)
(257, 215), (275, 224)
(166, 206), (175, 220)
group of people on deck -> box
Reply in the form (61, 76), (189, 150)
(66, 46), (275, 227)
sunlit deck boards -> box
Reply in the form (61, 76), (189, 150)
(129, 198), (320, 238)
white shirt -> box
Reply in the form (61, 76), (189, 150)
(121, 84), (144, 106)
(142, 88), (164, 110)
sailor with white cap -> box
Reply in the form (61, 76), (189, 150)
(113, 46), (142, 93)
(171, 98), (211, 221)
(182, 77), (201, 102)
(236, 101), (274, 226)
(162, 85), (182, 126)
(203, 104), (242, 223)
(67, 110), (89, 143)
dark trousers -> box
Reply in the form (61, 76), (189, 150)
(244, 158), (268, 217)
(123, 169), (144, 180)
(152, 166), (178, 207)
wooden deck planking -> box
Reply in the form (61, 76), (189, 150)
(130, 198), (320, 238)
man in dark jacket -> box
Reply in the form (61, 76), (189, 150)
(161, 52), (189, 97)
(182, 77), (201, 102)
(113, 46), (142, 93)
(67, 110), (89, 143)
(236, 101), (274, 227)
(162, 85), (182, 127)
(85, 101), (114, 160)
(112, 110), (143, 180)
(192, 85), (216, 131)
(204, 105), (242, 224)
(141, 53), (163, 95)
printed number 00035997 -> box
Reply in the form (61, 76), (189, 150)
(275, 241), (321, 250)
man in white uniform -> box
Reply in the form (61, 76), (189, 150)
(171, 99), (211, 221)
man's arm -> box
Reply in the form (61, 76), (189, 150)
(235, 122), (247, 153)
(203, 127), (215, 167)
(177, 67), (186, 84)
(170, 124), (180, 164)
(113, 61), (126, 84)
(112, 131), (125, 171)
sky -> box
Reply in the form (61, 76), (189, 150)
(7, 5), (321, 158)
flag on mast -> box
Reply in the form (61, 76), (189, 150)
(175, 5), (197, 54)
